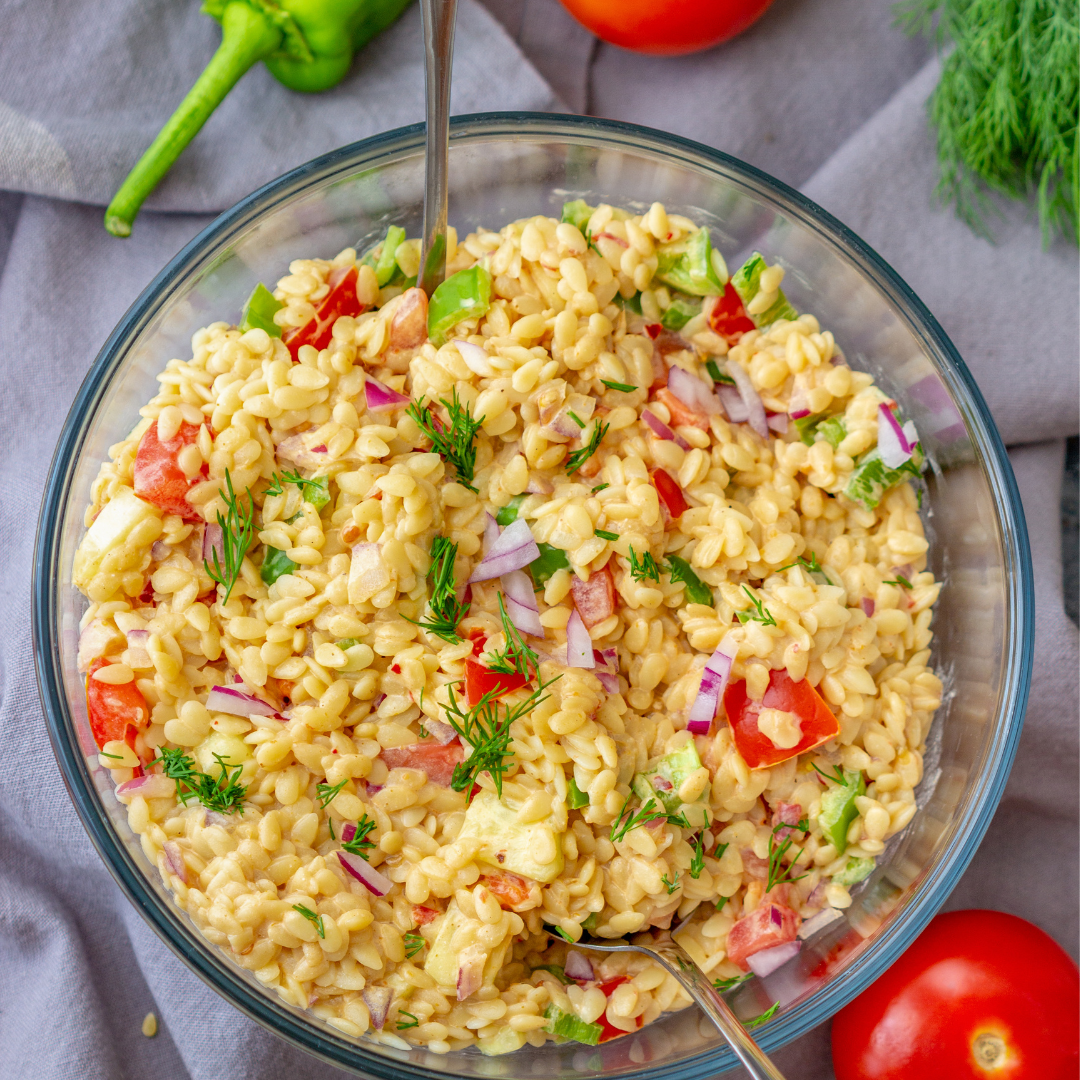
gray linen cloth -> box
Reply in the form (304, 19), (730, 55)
(0, 0), (1076, 1076)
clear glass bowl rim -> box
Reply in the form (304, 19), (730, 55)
(32, 112), (1033, 1078)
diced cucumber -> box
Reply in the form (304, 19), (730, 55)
(301, 475), (331, 512)
(261, 545), (298, 586)
(73, 488), (162, 589)
(425, 899), (512, 990)
(633, 741), (706, 816)
(568, 777), (590, 809)
(239, 283), (283, 337)
(529, 542), (571, 588)
(731, 252), (798, 326)
(581, 912), (598, 932)
(660, 295), (702, 332)
(478, 1026), (527, 1056)
(833, 855), (875, 887)
(456, 791), (564, 883)
(375, 225), (407, 287)
(544, 1004), (603, 1046)
(796, 414), (847, 448)
(655, 228), (726, 297)
(818, 771), (866, 854)
(496, 495), (526, 527)
(843, 445), (924, 510)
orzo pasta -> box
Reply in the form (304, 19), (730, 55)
(73, 200), (941, 1054)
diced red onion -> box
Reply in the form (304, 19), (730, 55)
(747, 940), (801, 978)
(798, 907), (843, 940)
(425, 719), (458, 745)
(364, 376), (411, 412)
(526, 476), (553, 495)
(203, 523), (224, 569)
(642, 409), (691, 450)
(127, 628), (149, 647)
(686, 634), (738, 734)
(363, 986), (392, 1030)
(204, 810), (234, 827)
(726, 362), (768, 438)
(276, 434), (328, 469)
(788, 387), (811, 420)
(151, 540), (170, 561)
(892, 563), (914, 581)
(592, 648), (620, 693)
(543, 406), (586, 440)
(338, 850), (393, 896)
(206, 684), (287, 721)
(564, 951), (595, 982)
(767, 412), (789, 434)
(116, 773), (174, 799)
(861, 598), (875, 617)
(667, 365), (722, 417)
(454, 339), (496, 377)
(502, 570), (545, 638)
(457, 946), (486, 1001)
(877, 403), (919, 467)
(469, 518), (540, 582)
(341, 821), (357, 844)
(565, 610), (594, 669)
(717, 385), (749, 423)
(651, 775), (673, 791)
(162, 840), (188, 883)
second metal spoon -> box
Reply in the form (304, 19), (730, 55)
(417, 0), (457, 296)
(562, 934), (789, 1080)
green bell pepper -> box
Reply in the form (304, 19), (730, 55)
(655, 228), (726, 297)
(496, 495), (526, 527)
(567, 777), (590, 809)
(660, 294), (702, 331)
(560, 199), (596, 235)
(239, 282), (284, 337)
(427, 266), (493, 346)
(665, 555), (713, 606)
(730, 252), (798, 326)
(105, 0), (412, 237)
(543, 1004), (602, 1046)
(832, 855), (875, 887)
(361, 224), (408, 287)
(819, 770), (866, 854)
(796, 414), (847, 448)
(261, 544), (298, 586)
(844, 444), (925, 510)
(528, 542), (571, 589)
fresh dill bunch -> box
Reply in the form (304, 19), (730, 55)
(565, 417), (610, 473)
(609, 798), (669, 843)
(156, 746), (247, 814)
(628, 545), (661, 583)
(204, 469), (255, 603)
(408, 535), (470, 643)
(341, 814), (378, 859)
(486, 594), (540, 679)
(897, 0), (1079, 244)
(407, 389), (485, 490)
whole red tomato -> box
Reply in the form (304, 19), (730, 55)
(832, 910), (1079, 1080)
(556, 0), (777, 56)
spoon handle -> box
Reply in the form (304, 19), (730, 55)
(418, 0), (457, 296)
(652, 942), (789, 1080)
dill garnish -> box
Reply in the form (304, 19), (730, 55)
(486, 595), (540, 679)
(407, 389), (485, 490)
(203, 469), (254, 604)
(155, 746), (247, 814)
(601, 379), (636, 393)
(395, 1010), (420, 1030)
(292, 904), (325, 938)
(736, 585), (777, 627)
(662, 872), (680, 895)
(565, 418), (610, 474)
(594, 528), (618, 541)
(713, 973), (752, 992)
(407, 535), (469, 643)
(264, 470), (324, 499)
(765, 816), (810, 892)
(746, 1001), (780, 1030)
(628, 546), (661, 583)
(609, 797), (669, 843)
(315, 779), (347, 808)
(341, 814), (378, 859)
(403, 931), (425, 959)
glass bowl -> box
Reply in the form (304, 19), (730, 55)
(33, 113), (1033, 1078)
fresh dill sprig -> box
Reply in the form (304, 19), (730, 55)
(689, 831), (706, 879)
(407, 535), (470, 644)
(568, 410), (586, 428)
(403, 931), (425, 959)
(316, 779), (347, 808)
(662, 872), (680, 895)
(407, 389), (485, 491)
(292, 904), (325, 938)
(486, 594), (540, 679)
(592, 483), (609, 493)
(265, 470), (324, 498)
(713, 972), (752, 992)
(341, 814), (378, 859)
(444, 675), (560, 801)
(736, 585), (777, 627)
(565, 418), (610, 474)
(595, 528), (618, 541)
(628, 546), (661, 583)
(395, 1010), (420, 1030)
(715, 896), (729, 912)
(156, 746), (247, 814)
(777, 552), (833, 583)
(99, 751), (124, 760)
(885, 574), (914, 589)
(812, 762), (848, 786)
(765, 816), (810, 893)
(204, 469), (254, 604)
(548, 925), (575, 943)
(664, 556), (713, 606)
(610, 797), (669, 843)
(746, 1001), (781, 1030)
(712, 841), (729, 861)
(601, 379), (637, 393)
(896, 0), (1079, 245)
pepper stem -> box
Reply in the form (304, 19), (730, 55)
(104, 2), (282, 237)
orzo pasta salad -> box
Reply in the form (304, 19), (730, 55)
(73, 200), (942, 1054)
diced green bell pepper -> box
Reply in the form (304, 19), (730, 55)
(581, 912), (598, 932)
(261, 545), (298, 586)
(369, 224), (407, 287)
(796, 414), (847, 448)
(615, 291), (643, 315)
(844, 445), (925, 510)
(544, 1004), (603, 1045)
(529, 542), (571, 588)
(568, 777), (590, 809)
(731, 252), (798, 326)
(496, 495), (526, 527)
(302, 475), (331, 512)
(660, 294), (702, 331)
(561, 199), (596, 235)
(428, 266), (493, 346)
(833, 855), (875, 887)
(665, 555), (713, 606)
(240, 282), (283, 337)
(655, 228), (726, 297)
(819, 770), (866, 854)
(705, 359), (735, 385)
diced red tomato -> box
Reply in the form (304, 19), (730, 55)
(726, 899), (801, 972)
(283, 265), (366, 361)
(464, 658), (528, 707)
(570, 565), (615, 629)
(86, 658), (150, 750)
(650, 467), (689, 520)
(723, 669), (841, 769)
(707, 282), (756, 345)
(654, 386), (710, 430)
(133, 420), (206, 520)
(381, 741), (464, 786)
(649, 344), (668, 390)
(598, 1011), (643, 1042)
(464, 628), (487, 659)
(597, 976), (629, 997)
(644, 322), (662, 339)
(412, 904), (441, 926)
(479, 870), (535, 911)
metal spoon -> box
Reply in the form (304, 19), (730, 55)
(562, 935), (789, 1080)
(417, 0), (457, 296)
